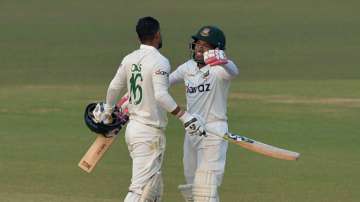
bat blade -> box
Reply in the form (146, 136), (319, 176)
(78, 134), (117, 173)
(223, 132), (300, 161)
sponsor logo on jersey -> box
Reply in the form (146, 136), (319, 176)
(155, 69), (169, 77)
(186, 83), (211, 94)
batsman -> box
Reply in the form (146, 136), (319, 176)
(90, 17), (206, 201)
(170, 26), (239, 201)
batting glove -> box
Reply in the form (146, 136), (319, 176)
(204, 49), (228, 66)
(179, 112), (207, 137)
(92, 103), (114, 124)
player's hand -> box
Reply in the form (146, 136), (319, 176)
(203, 49), (228, 66)
(179, 112), (207, 137)
(115, 107), (130, 125)
(92, 103), (114, 124)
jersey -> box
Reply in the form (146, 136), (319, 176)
(106, 44), (174, 129)
(169, 59), (239, 124)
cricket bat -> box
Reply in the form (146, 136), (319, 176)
(78, 133), (117, 173)
(220, 132), (300, 160)
(78, 95), (129, 173)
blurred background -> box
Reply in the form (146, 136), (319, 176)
(1, 0), (359, 201)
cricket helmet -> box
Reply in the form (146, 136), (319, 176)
(84, 102), (128, 137)
(191, 25), (226, 50)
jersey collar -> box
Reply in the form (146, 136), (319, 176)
(140, 44), (158, 51)
(191, 59), (210, 72)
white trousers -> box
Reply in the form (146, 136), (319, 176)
(183, 121), (228, 186)
(123, 120), (165, 202)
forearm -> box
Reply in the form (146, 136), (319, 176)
(153, 85), (189, 123)
(106, 84), (125, 107)
(155, 85), (205, 136)
(169, 76), (179, 86)
(153, 82), (178, 112)
(220, 60), (239, 79)
(105, 66), (127, 107)
(169, 70), (184, 86)
(170, 106), (191, 122)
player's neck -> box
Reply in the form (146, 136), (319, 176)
(197, 63), (206, 69)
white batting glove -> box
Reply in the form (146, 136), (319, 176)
(203, 49), (228, 66)
(179, 112), (207, 137)
(92, 103), (114, 124)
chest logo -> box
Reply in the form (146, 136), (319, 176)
(202, 70), (210, 80)
(186, 83), (211, 94)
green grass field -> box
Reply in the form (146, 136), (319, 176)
(1, 0), (360, 201)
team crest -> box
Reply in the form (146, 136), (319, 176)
(202, 70), (210, 80)
(200, 28), (210, 36)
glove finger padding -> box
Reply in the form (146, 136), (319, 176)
(204, 49), (228, 66)
(92, 103), (113, 124)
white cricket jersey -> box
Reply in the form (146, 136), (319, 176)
(106, 44), (177, 129)
(170, 59), (239, 123)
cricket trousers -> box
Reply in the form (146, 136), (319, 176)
(124, 120), (165, 202)
(183, 121), (228, 201)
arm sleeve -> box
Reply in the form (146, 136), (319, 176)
(106, 63), (127, 107)
(152, 59), (178, 112)
(169, 64), (186, 86)
(215, 60), (239, 80)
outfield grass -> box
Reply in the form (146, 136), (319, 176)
(1, 0), (360, 201)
